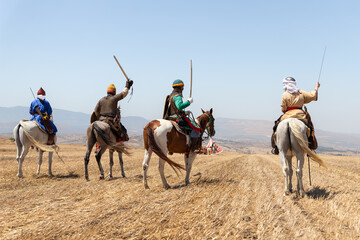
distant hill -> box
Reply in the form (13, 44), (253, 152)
(0, 106), (148, 135)
(1, 106), (360, 154)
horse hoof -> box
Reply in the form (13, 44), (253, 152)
(299, 191), (305, 198)
(17, 174), (23, 178)
(109, 175), (113, 179)
(185, 180), (190, 186)
(99, 176), (105, 180)
(284, 190), (291, 196)
(164, 184), (171, 190)
(144, 185), (150, 189)
(85, 177), (90, 181)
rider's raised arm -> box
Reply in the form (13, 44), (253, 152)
(114, 79), (133, 101)
(301, 90), (318, 104)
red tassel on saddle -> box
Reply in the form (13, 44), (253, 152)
(183, 116), (201, 132)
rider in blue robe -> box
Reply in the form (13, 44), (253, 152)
(29, 88), (57, 144)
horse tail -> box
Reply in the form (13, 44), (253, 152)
(13, 123), (21, 147)
(288, 119), (327, 168)
(145, 124), (185, 173)
(92, 122), (129, 155)
(18, 121), (59, 152)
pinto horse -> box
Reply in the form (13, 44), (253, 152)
(142, 108), (215, 189)
(277, 118), (326, 198)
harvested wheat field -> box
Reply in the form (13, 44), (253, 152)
(0, 137), (359, 239)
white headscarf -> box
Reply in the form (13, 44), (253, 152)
(282, 77), (299, 94)
(37, 95), (46, 101)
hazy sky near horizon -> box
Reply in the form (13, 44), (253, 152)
(1, 0), (360, 134)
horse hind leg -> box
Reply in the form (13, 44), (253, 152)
(84, 130), (97, 181)
(48, 152), (54, 176)
(280, 152), (292, 196)
(17, 145), (30, 178)
(158, 157), (170, 189)
(184, 152), (196, 185)
(142, 149), (152, 189)
(95, 147), (107, 180)
(36, 150), (44, 175)
(109, 149), (115, 179)
(118, 152), (125, 178)
(295, 153), (306, 198)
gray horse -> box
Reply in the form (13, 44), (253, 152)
(276, 118), (326, 198)
(13, 120), (58, 177)
(84, 121), (128, 181)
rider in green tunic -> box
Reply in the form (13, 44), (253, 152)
(164, 79), (201, 152)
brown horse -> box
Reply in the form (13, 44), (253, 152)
(84, 121), (128, 181)
(142, 109), (215, 189)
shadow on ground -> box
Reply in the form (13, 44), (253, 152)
(306, 186), (339, 200)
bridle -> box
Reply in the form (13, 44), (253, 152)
(197, 112), (213, 139)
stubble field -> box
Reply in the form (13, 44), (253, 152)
(0, 137), (359, 239)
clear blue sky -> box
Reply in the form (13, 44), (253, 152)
(1, 0), (360, 134)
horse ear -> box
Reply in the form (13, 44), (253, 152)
(201, 108), (205, 113)
(210, 108), (213, 114)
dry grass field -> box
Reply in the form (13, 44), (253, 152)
(0, 137), (359, 239)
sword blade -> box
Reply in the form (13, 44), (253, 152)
(113, 55), (130, 81)
(317, 47), (327, 83)
(190, 60), (193, 98)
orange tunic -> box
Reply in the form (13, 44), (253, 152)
(280, 90), (317, 122)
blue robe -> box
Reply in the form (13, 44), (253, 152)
(29, 98), (57, 134)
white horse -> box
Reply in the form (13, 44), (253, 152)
(276, 118), (326, 198)
(142, 109), (215, 189)
(13, 120), (58, 178)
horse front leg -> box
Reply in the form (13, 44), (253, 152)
(48, 152), (53, 176)
(296, 154), (305, 198)
(185, 153), (197, 185)
(118, 152), (125, 178)
(36, 150), (43, 175)
(109, 150), (114, 179)
(142, 149), (152, 189)
(158, 158), (170, 189)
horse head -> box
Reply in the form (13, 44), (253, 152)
(198, 108), (215, 137)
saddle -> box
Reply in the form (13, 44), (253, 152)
(23, 119), (55, 145)
(169, 120), (187, 136)
(167, 115), (200, 134)
(101, 117), (129, 142)
(271, 108), (318, 152)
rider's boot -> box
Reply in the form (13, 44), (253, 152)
(190, 137), (201, 152)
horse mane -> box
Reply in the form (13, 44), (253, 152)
(196, 111), (210, 132)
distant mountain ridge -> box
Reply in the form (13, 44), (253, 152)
(0, 106), (148, 135)
(1, 106), (360, 154)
